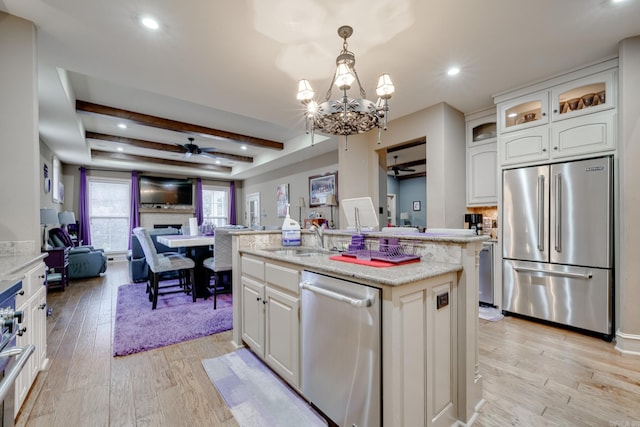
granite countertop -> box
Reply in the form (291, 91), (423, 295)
(0, 252), (47, 280)
(234, 228), (490, 244)
(241, 247), (462, 287)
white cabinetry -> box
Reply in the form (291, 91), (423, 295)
(466, 108), (498, 206)
(14, 260), (48, 417)
(496, 61), (617, 167)
(241, 255), (300, 388)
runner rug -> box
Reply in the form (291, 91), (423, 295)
(113, 281), (232, 356)
(202, 349), (327, 427)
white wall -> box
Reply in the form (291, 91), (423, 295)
(617, 35), (640, 348)
(0, 13), (39, 246)
(340, 102), (466, 229)
(242, 151), (339, 228)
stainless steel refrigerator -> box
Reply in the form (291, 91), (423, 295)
(502, 156), (613, 338)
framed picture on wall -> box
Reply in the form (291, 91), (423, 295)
(276, 183), (289, 217)
(309, 172), (338, 207)
(413, 201), (421, 211)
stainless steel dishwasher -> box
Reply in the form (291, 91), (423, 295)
(300, 271), (381, 427)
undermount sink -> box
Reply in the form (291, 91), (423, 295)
(262, 247), (332, 257)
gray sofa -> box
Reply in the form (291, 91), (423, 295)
(127, 227), (182, 283)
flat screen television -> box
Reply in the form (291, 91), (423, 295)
(139, 176), (193, 206)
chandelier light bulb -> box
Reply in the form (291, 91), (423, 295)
(297, 79), (315, 103)
(376, 74), (395, 98)
(334, 63), (355, 90)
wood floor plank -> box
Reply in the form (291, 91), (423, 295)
(14, 261), (640, 427)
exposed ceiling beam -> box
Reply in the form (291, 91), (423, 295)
(387, 139), (426, 153)
(86, 132), (253, 163)
(91, 149), (233, 173)
(77, 100), (284, 150)
(387, 158), (426, 171)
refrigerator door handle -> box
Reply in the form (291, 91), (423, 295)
(554, 173), (562, 253)
(537, 174), (545, 251)
(513, 266), (593, 280)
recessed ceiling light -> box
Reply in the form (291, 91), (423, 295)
(117, 147), (124, 152)
(215, 160), (221, 164)
(117, 123), (127, 129)
(141, 16), (159, 30)
(447, 67), (460, 76)
(240, 145), (247, 150)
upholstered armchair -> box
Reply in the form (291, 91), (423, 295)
(48, 227), (108, 279)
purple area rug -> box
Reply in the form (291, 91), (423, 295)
(113, 281), (232, 356)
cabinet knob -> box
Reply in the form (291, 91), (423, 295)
(553, 109), (558, 114)
(39, 274), (46, 279)
(554, 146), (559, 151)
(17, 326), (27, 336)
(542, 148), (547, 152)
(18, 290), (25, 296)
(256, 297), (261, 302)
(39, 303), (47, 310)
(542, 112), (546, 117)
(263, 300), (268, 305)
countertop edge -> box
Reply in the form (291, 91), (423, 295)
(241, 248), (462, 287)
(0, 253), (48, 279)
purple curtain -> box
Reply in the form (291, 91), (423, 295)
(229, 181), (236, 225)
(78, 167), (91, 245)
(195, 177), (203, 225)
(129, 171), (140, 249)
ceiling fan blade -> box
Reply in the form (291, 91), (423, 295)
(199, 152), (218, 160)
(175, 143), (187, 152)
(199, 147), (217, 153)
(184, 152), (192, 159)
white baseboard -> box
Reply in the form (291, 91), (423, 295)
(615, 329), (640, 356)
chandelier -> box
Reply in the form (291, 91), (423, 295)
(296, 25), (395, 150)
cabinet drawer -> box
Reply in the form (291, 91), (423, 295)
(265, 263), (300, 295)
(241, 255), (264, 281)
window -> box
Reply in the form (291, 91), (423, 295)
(202, 185), (229, 227)
(88, 177), (130, 252)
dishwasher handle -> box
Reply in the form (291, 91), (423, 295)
(300, 281), (372, 308)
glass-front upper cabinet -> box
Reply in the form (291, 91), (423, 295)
(498, 90), (549, 133)
(550, 70), (616, 122)
(466, 109), (496, 147)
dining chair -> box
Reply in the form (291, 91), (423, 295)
(202, 227), (233, 309)
(133, 227), (196, 310)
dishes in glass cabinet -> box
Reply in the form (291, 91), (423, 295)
(581, 93), (596, 108)
(567, 98), (581, 111)
(597, 90), (606, 105)
(523, 112), (536, 122)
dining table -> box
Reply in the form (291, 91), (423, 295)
(156, 234), (215, 298)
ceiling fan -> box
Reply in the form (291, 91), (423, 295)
(390, 155), (416, 177)
(176, 137), (218, 159)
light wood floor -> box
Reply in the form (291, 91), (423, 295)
(14, 261), (640, 426)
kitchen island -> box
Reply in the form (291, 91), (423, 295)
(230, 229), (486, 427)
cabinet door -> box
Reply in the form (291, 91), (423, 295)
(33, 285), (48, 371)
(241, 276), (265, 355)
(466, 115), (496, 148)
(466, 143), (497, 206)
(550, 110), (616, 159)
(498, 90), (549, 133)
(14, 300), (32, 417)
(499, 127), (550, 166)
(550, 69), (616, 122)
(265, 286), (300, 387)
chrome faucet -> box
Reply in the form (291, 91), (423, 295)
(309, 224), (324, 249)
